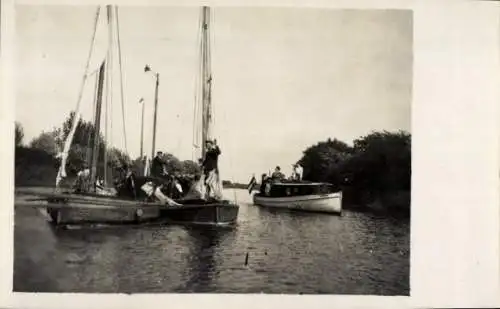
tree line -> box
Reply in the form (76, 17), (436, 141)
(14, 112), (200, 187)
(296, 130), (411, 215)
(15, 113), (410, 215)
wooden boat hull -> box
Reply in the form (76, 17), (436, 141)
(45, 204), (160, 226)
(253, 192), (342, 214)
(159, 201), (239, 226)
(15, 192), (239, 226)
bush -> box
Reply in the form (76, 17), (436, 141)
(297, 130), (411, 215)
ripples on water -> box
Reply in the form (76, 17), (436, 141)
(14, 189), (409, 295)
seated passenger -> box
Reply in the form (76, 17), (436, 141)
(271, 166), (285, 182)
(140, 181), (181, 206)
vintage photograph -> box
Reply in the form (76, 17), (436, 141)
(14, 5), (411, 295)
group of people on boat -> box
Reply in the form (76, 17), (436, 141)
(72, 139), (223, 205)
(266, 164), (303, 182)
(248, 163), (304, 196)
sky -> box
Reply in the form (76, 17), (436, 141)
(16, 6), (412, 183)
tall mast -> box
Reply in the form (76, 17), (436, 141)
(201, 6), (212, 158)
(103, 5), (113, 186)
(89, 5), (112, 191)
(139, 98), (145, 158)
(151, 72), (160, 160)
(89, 61), (106, 191)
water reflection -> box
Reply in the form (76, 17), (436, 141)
(14, 189), (410, 295)
(178, 226), (234, 292)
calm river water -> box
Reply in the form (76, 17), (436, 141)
(14, 188), (409, 295)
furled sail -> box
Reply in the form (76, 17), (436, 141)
(193, 7), (223, 200)
(55, 6), (110, 188)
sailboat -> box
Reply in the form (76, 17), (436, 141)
(15, 5), (239, 226)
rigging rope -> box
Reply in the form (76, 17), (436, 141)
(114, 6), (129, 156)
(73, 7), (101, 118)
(192, 10), (203, 161)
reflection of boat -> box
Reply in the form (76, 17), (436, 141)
(252, 182), (342, 215)
(178, 226), (233, 292)
(15, 6), (238, 227)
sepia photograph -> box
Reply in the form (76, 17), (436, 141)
(13, 5), (411, 295)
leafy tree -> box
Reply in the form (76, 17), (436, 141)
(57, 111), (110, 175)
(298, 138), (353, 184)
(349, 130), (411, 192)
(180, 160), (201, 175)
(106, 147), (131, 168)
(296, 130), (411, 213)
(161, 152), (183, 174)
(30, 131), (59, 156)
(15, 122), (24, 146)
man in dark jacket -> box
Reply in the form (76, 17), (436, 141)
(202, 140), (221, 176)
(115, 163), (138, 199)
(202, 139), (222, 199)
(151, 151), (167, 179)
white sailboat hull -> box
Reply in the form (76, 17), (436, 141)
(253, 192), (342, 214)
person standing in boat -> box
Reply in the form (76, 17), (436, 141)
(115, 163), (138, 199)
(293, 163), (303, 181)
(202, 139), (222, 200)
(151, 151), (167, 179)
(73, 162), (91, 193)
(260, 173), (269, 194)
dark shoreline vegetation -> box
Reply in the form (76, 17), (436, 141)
(14, 112), (410, 218)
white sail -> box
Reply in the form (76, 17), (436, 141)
(55, 6), (110, 188)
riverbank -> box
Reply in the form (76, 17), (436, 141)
(15, 145), (410, 218)
(14, 182), (409, 219)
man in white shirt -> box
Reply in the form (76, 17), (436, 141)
(74, 163), (91, 193)
(293, 163), (303, 181)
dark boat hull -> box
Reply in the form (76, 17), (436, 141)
(45, 203), (239, 227)
(159, 201), (239, 226)
(16, 191), (239, 227)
